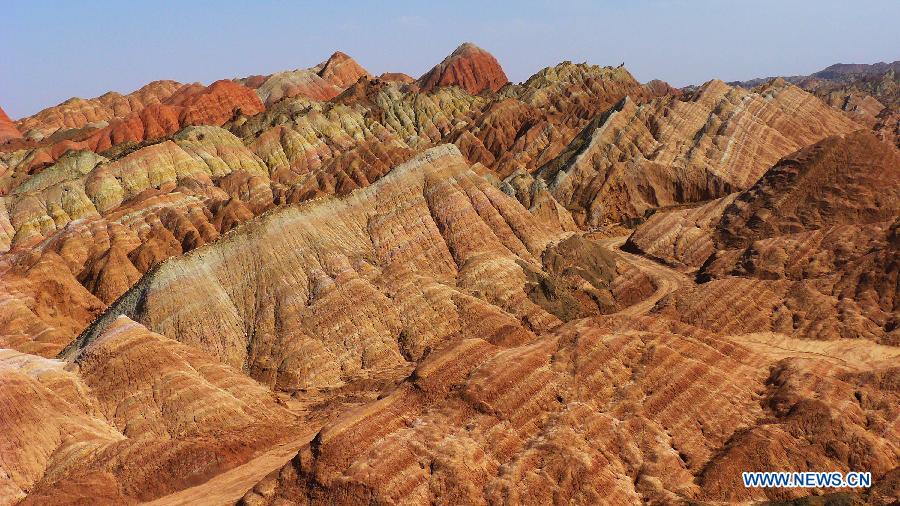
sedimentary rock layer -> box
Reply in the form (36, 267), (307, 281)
(1, 316), (302, 505)
(3, 46), (897, 505)
(14, 80), (188, 141)
(241, 315), (900, 504)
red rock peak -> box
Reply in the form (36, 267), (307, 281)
(417, 42), (509, 94)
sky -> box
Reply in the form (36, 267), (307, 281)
(3, 0), (898, 119)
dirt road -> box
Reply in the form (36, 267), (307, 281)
(597, 235), (693, 315)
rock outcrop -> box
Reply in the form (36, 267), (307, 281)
(316, 51), (370, 89)
(237, 51), (369, 106)
(242, 315), (900, 504)
(63, 145), (644, 391)
(731, 61), (899, 145)
(0, 317), (303, 504)
(14, 80), (187, 141)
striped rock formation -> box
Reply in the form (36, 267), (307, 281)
(1, 317), (304, 505)
(2, 54), (660, 360)
(62, 145), (651, 391)
(3, 46), (897, 504)
(629, 131), (900, 344)
(238, 51), (370, 106)
(1, 80), (264, 175)
(13, 80), (188, 141)
(535, 79), (860, 226)
(241, 315), (900, 504)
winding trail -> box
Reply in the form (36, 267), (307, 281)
(595, 236), (900, 370)
(596, 235), (694, 315)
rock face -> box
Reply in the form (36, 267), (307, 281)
(378, 72), (416, 84)
(418, 42), (509, 94)
(0, 56), (662, 361)
(0, 80), (264, 176)
(316, 51), (370, 89)
(237, 51), (370, 106)
(0, 106), (22, 143)
(731, 61), (899, 146)
(536, 79), (860, 226)
(2, 49), (897, 504)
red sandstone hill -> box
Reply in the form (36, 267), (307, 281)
(378, 72), (416, 84)
(0, 105), (22, 143)
(235, 51), (370, 106)
(2, 80), (264, 171)
(417, 42), (509, 94)
(13, 81), (189, 141)
(317, 51), (371, 89)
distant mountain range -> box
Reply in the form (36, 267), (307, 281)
(729, 60), (900, 88)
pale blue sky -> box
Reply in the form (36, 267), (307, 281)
(3, 0), (898, 119)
